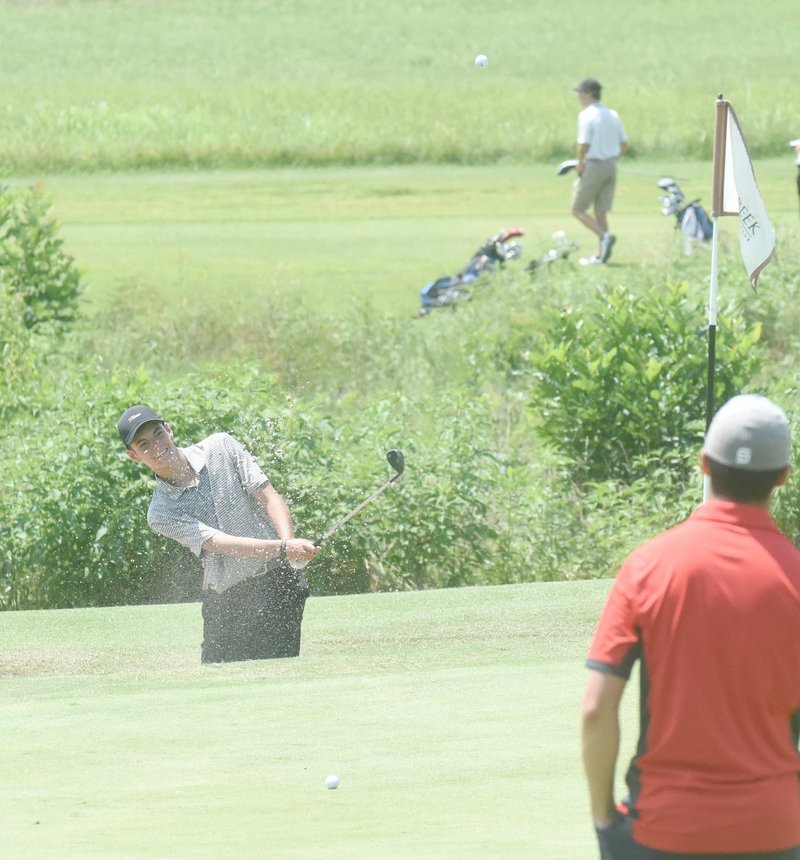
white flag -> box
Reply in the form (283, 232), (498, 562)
(714, 101), (776, 290)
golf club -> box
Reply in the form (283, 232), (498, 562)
(556, 158), (688, 181)
(314, 448), (404, 546)
(287, 449), (405, 570)
(556, 158), (579, 176)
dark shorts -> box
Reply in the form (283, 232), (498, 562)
(596, 813), (800, 860)
(201, 561), (310, 663)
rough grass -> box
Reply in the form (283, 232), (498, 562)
(1, 0), (798, 172)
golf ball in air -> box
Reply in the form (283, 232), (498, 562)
(325, 774), (340, 790)
(474, 54), (488, 67)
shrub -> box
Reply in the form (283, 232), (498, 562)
(527, 280), (763, 484)
(0, 289), (36, 420)
(510, 459), (698, 582)
(311, 393), (503, 592)
(0, 367), (205, 609)
(0, 183), (84, 329)
(2, 252), (792, 610)
(0, 360), (509, 607)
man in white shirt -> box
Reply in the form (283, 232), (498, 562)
(571, 78), (628, 265)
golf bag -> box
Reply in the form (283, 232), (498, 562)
(657, 177), (713, 255)
(525, 230), (580, 273)
(419, 227), (524, 314)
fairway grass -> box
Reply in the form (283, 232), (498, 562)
(0, 581), (639, 858)
(8, 159), (798, 318)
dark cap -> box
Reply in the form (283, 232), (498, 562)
(703, 394), (791, 472)
(573, 77), (602, 98)
(117, 405), (164, 447)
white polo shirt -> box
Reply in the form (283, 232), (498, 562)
(147, 432), (280, 594)
(577, 102), (627, 160)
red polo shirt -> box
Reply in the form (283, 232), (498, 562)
(588, 500), (800, 853)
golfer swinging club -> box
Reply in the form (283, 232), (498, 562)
(118, 405), (319, 663)
(583, 394), (800, 858)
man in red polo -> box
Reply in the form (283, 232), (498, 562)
(583, 394), (800, 859)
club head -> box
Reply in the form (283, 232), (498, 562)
(386, 448), (404, 479)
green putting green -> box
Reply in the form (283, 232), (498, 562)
(0, 581), (643, 858)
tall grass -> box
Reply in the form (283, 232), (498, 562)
(10, 237), (796, 607)
(1, 0), (798, 172)
(3, 157), (800, 606)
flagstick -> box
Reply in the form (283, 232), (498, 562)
(704, 217), (721, 502)
(705, 95), (727, 502)
(703, 96), (777, 499)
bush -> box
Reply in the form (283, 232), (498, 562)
(527, 280), (763, 484)
(0, 183), (83, 329)
(0, 367), (205, 609)
(0, 289), (35, 420)
(512, 459), (698, 582)
(310, 393), (503, 592)
(3, 248), (795, 609)
(0, 360), (513, 607)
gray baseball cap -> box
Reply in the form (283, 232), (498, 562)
(703, 394), (791, 472)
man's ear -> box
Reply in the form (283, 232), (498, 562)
(126, 447), (142, 464)
(700, 452), (711, 475)
(775, 465), (791, 488)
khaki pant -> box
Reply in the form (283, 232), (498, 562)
(573, 157), (618, 213)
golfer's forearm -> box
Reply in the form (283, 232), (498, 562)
(202, 532), (283, 558)
(266, 501), (293, 540)
(582, 715), (619, 825)
(251, 484), (294, 539)
(582, 670), (626, 825)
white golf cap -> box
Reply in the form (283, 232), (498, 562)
(789, 139), (800, 146)
(703, 394), (791, 472)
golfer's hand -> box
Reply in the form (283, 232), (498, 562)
(285, 538), (319, 570)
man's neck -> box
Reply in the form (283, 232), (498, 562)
(157, 450), (197, 488)
(706, 489), (772, 510)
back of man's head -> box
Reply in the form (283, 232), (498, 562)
(573, 77), (602, 100)
(703, 394), (791, 503)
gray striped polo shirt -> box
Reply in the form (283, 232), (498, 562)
(147, 432), (280, 594)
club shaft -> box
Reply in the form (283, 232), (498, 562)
(316, 475), (398, 545)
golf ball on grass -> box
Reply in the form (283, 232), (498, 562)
(325, 774), (340, 790)
(474, 54), (488, 67)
